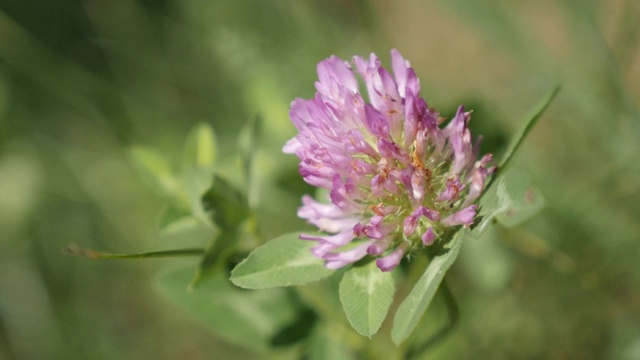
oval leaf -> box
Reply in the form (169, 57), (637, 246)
(230, 232), (334, 289)
(339, 261), (396, 337)
(391, 231), (464, 345)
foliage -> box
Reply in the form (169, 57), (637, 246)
(1, 1), (639, 359)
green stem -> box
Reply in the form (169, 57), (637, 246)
(404, 279), (459, 360)
(64, 243), (205, 259)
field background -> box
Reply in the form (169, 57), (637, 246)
(0, 0), (639, 359)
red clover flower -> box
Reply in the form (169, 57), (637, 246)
(284, 50), (495, 272)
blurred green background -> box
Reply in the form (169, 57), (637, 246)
(0, 0), (639, 359)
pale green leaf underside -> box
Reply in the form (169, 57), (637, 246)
(475, 168), (545, 235)
(339, 261), (396, 337)
(391, 231), (465, 345)
(494, 170), (545, 227)
(230, 232), (334, 289)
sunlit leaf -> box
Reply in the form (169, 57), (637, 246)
(128, 146), (177, 196)
(339, 261), (396, 337)
(156, 267), (296, 352)
(391, 231), (464, 345)
(230, 232), (334, 289)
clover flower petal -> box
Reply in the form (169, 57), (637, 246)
(285, 49), (495, 271)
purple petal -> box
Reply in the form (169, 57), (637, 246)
(298, 195), (358, 233)
(324, 241), (373, 269)
(403, 210), (420, 237)
(404, 67), (420, 99)
(442, 205), (477, 227)
(436, 177), (465, 203)
(317, 56), (358, 92)
(404, 206), (440, 237)
(376, 242), (409, 272)
(310, 241), (339, 257)
(364, 104), (389, 138)
(391, 49), (408, 97)
(422, 227), (436, 246)
(403, 89), (421, 148)
(411, 169), (425, 202)
(466, 155), (494, 201)
(300, 231), (355, 246)
(378, 138), (410, 165)
(421, 207), (441, 221)
(367, 236), (393, 255)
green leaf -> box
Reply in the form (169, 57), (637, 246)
(391, 231), (465, 345)
(156, 267), (296, 352)
(128, 146), (177, 196)
(201, 175), (249, 231)
(474, 168), (545, 234)
(230, 232), (334, 289)
(189, 229), (237, 291)
(471, 86), (558, 234)
(182, 123), (217, 170)
(339, 261), (396, 337)
(494, 170), (545, 227)
(498, 86), (561, 172)
(190, 176), (251, 288)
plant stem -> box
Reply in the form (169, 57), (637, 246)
(63, 243), (205, 259)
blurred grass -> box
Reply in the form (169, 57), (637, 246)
(0, 0), (638, 359)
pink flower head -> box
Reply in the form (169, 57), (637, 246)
(285, 50), (495, 272)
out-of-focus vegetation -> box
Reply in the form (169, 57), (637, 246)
(0, 0), (638, 359)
